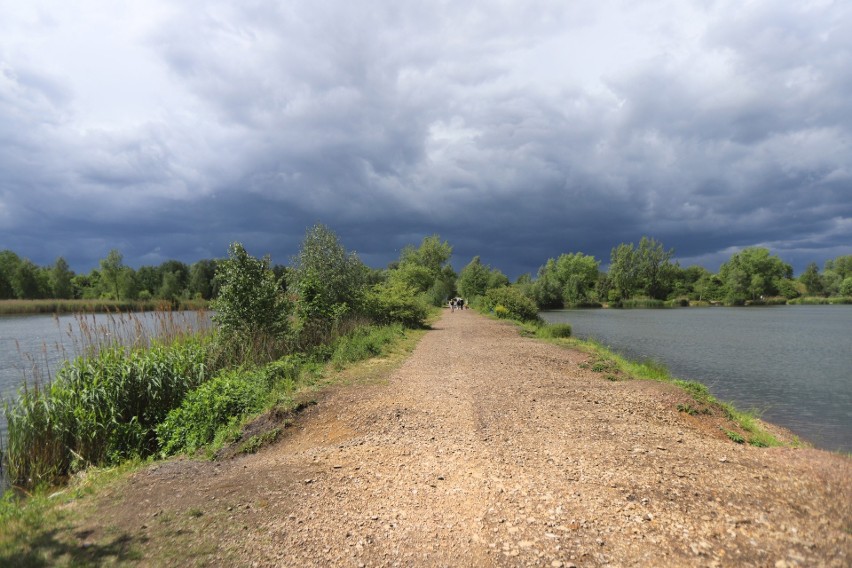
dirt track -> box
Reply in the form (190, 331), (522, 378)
(77, 310), (849, 567)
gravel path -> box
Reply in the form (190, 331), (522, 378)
(88, 310), (850, 567)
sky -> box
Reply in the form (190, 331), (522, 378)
(1, 0), (850, 279)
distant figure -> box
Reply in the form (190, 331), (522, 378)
(457, 298), (465, 310)
(449, 299), (456, 312)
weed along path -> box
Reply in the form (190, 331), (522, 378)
(69, 310), (848, 566)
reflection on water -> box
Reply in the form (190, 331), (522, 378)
(541, 306), (852, 453)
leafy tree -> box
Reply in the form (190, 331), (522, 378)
(13, 260), (45, 299)
(457, 256), (490, 299)
(212, 242), (291, 341)
(608, 243), (639, 301)
(555, 253), (600, 306)
(608, 237), (675, 300)
(290, 224), (368, 338)
(189, 259), (219, 300)
(136, 265), (161, 298)
(799, 262), (824, 296)
(395, 235), (455, 305)
(51, 257), (75, 299)
(99, 249), (125, 300)
(718, 247), (792, 304)
(0, 250), (22, 299)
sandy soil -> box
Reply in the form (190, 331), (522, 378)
(69, 310), (850, 567)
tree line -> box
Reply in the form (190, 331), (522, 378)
(1, 234), (850, 309)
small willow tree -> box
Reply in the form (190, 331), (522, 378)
(212, 242), (291, 363)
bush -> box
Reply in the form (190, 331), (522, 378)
(156, 369), (269, 457)
(483, 286), (541, 322)
(364, 280), (429, 327)
(212, 243), (291, 364)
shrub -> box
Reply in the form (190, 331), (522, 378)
(364, 280), (429, 327)
(212, 243), (292, 365)
(483, 286), (540, 322)
(156, 369), (269, 457)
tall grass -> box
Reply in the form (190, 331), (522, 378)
(3, 337), (213, 487)
(2, 309), (215, 489)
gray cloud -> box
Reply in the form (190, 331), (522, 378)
(0, 0), (849, 279)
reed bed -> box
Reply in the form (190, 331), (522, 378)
(2, 309), (215, 489)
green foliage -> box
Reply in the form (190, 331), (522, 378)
(483, 286), (540, 322)
(156, 369), (269, 457)
(3, 338), (212, 487)
(609, 237), (675, 301)
(718, 247), (793, 304)
(330, 324), (405, 369)
(457, 256), (490, 300)
(536, 323), (572, 338)
(212, 242), (291, 363)
(532, 253), (601, 308)
(291, 224), (368, 343)
(364, 279), (429, 327)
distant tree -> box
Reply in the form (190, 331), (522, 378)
(556, 253), (600, 306)
(158, 260), (190, 296)
(136, 265), (161, 298)
(99, 249), (125, 300)
(0, 250), (22, 299)
(394, 235), (455, 305)
(799, 262), (824, 296)
(608, 243), (639, 301)
(13, 260), (45, 299)
(718, 247), (792, 304)
(457, 256), (490, 299)
(51, 257), (75, 299)
(189, 259), (219, 300)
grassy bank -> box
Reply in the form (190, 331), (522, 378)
(0, 299), (210, 316)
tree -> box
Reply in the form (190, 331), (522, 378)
(555, 253), (600, 306)
(13, 260), (45, 299)
(51, 257), (75, 299)
(457, 256), (490, 299)
(0, 250), (22, 299)
(395, 235), (455, 305)
(212, 242), (290, 340)
(718, 247), (792, 304)
(189, 259), (219, 300)
(100, 249), (125, 300)
(799, 262), (824, 296)
(635, 237), (675, 299)
(608, 243), (639, 301)
(290, 224), (368, 334)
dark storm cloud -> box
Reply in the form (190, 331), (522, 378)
(0, 0), (849, 279)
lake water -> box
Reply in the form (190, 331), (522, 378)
(0, 311), (211, 445)
(540, 306), (852, 453)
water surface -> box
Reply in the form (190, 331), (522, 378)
(541, 306), (852, 453)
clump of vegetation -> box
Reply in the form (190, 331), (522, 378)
(535, 323), (572, 339)
(3, 337), (212, 488)
(482, 286), (541, 322)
